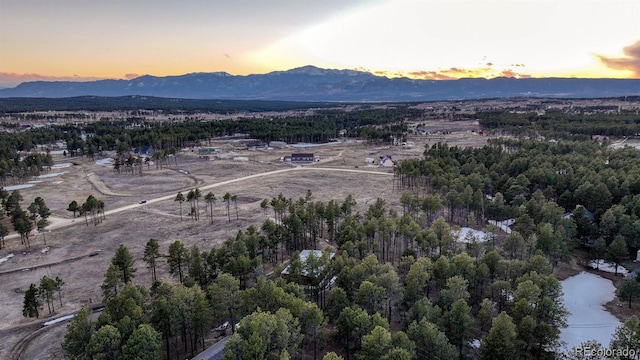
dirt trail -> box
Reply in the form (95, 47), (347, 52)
(86, 174), (130, 196)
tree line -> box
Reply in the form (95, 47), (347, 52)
(476, 109), (640, 139)
(394, 139), (640, 259)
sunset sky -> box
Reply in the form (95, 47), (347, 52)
(1, 0), (640, 88)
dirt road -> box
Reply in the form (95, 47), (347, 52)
(6, 166), (393, 241)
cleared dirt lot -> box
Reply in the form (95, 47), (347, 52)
(0, 119), (488, 359)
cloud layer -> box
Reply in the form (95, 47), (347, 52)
(598, 40), (640, 77)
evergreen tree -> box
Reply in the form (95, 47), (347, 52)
(87, 325), (122, 360)
(39, 275), (57, 314)
(167, 240), (189, 283)
(443, 299), (473, 358)
(101, 263), (124, 301)
(610, 315), (640, 354)
(111, 244), (136, 283)
(407, 317), (457, 360)
(222, 308), (302, 360)
(143, 238), (161, 282)
(175, 192), (185, 221)
(121, 324), (163, 360)
(605, 235), (629, 276)
(22, 283), (41, 318)
(357, 326), (393, 360)
(617, 278), (640, 308)
(62, 307), (94, 360)
(480, 312), (518, 360)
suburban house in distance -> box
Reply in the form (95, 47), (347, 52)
(269, 140), (288, 148)
(284, 153), (315, 163)
(281, 249), (336, 286)
(197, 147), (216, 154)
(245, 141), (267, 150)
(133, 146), (154, 155)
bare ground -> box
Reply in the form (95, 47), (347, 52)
(0, 120), (490, 359)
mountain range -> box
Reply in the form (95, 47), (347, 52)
(1, 65), (640, 102)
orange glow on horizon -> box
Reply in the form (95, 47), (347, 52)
(1, 64), (636, 90)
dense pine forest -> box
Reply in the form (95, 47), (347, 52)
(0, 96), (339, 113)
(4, 100), (640, 359)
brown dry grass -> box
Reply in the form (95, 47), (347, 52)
(0, 119), (490, 359)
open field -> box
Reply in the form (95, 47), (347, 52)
(0, 119), (489, 359)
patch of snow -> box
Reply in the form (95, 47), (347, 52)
(4, 184), (35, 191)
(53, 181), (64, 184)
(48, 150), (66, 155)
(454, 227), (488, 243)
(28, 180), (43, 184)
(0, 253), (15, 265)
(51, 163), (72, 169)
(470, 339), (481, 349)
(95, 158), (113, 165)
(487, 219), (514, 234)
(291, 141), (341, 148)
(589, 260), (628, 275)
(560, 271), (620, 350)
(37, 172), (66, 179)
(41, 247), (49, 254)
(43, 314), (75, 326)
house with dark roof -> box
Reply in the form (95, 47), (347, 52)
(133, 146), (154, 155)
(284, 153), (315, 163)
(562, 205), (595, 222)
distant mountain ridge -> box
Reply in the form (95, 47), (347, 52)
(1, 65), (639, 101)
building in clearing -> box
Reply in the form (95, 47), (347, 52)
(269, 141), (288, 148)
(281, 250), (336, 285)
(246, 141), (267, 150)
(292, 153), (314, 162)
(134, 146), (154, 155)
(198, 147), (216, 154)
(284, 153), (315, 163)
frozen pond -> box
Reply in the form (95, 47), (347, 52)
(560, 271), (620, 350)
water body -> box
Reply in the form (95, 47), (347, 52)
(560, 271), (620, 350)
